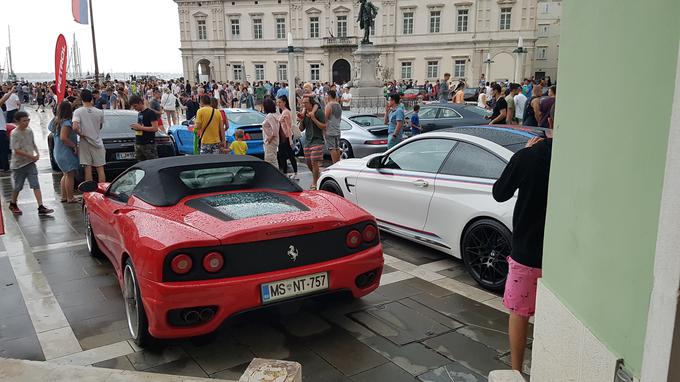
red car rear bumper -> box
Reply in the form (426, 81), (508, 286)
(137, 245), (384, 338)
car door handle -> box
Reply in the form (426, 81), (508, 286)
(412, 179), (429, 188)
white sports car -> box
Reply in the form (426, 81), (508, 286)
(318, 126), (544, 291)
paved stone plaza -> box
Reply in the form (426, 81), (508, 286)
(0, 108), (531, 381)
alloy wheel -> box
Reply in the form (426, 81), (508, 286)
(462, 223), (510, 290)
(84, 208), (93, 253)
(124, 264), (140, 339)
(339, 140), (352, 159)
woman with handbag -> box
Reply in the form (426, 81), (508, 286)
(276, 95), (298, 178)
(261, 98), (280, 167)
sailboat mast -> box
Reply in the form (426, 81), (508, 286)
(7, 26), (13, 75)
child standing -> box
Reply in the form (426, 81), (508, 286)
(410, 104), (421, 136)
(227, 129), (248, 155)
(8, 111), (54, 216)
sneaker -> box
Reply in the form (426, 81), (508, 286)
(8, 203), (22, 215)
(38, 205), (54, 215)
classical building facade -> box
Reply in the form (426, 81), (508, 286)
(175, 0), (548, 85)
(533, 0), (561, 80)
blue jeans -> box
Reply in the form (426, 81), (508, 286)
(387, 134), (402, 149)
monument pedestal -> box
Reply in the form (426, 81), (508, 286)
(351, 43), (384, 113)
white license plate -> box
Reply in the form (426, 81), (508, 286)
(260, 272), (329, 304)
(116, 152), (135, 160)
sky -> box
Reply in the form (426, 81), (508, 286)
(0, 0), (182, 74)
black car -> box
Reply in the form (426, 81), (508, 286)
(49, 110), (177, 179)
(405, 103), (491, 133)
(463, 87), (480, 102)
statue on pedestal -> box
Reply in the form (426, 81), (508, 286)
(357, 0), (378, 45)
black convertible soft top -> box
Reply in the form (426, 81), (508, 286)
(128, 155), (303, 207)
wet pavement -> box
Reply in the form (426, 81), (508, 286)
(0, 107), (531, 380)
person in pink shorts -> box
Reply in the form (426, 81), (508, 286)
(492, 130), (553, 372)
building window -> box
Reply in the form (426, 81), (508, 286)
(276, 18), (286, 39)
(337, 15), (348, 38)
(309, 16), (319, 38)
(253, 19), (263, 39)
(197, 19), (207, 40)
(429, 10), (441, 33)
(233, 64), (244, 81)
(230, 19), (240, 38)
(401, 62), (412, 80)
(255, 64), (265, 81)
(403, 12), (414, 34)
(310, 64), (320, 81)
(454, 59), (466, 78)
(500, 7), (512, 30)
(457, 9), (469, 32)
(540, 2), (550, 13)
(538, 23), (549, 37)
(277, 63), (288, 81)
(536, 47), (548, 60)
(427, 61), (439, 79)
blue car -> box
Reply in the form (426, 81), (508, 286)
(168, 108), (265, 156)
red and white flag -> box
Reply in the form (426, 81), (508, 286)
(55, 35), (68, 104)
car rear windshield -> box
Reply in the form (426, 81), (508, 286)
(452, 127), (531, 153)
(227, 111), (265, 126)
(195, 192), (304, 220)
(179, 166), (256, 189)
(101, 114), (139, 138)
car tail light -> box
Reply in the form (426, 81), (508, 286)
(171, 254), (193, 275)
(346, 230), (362, 249)
(202, 252), (224, 273)
(362, 225), (378, 243)
(364, 139), (388, 145)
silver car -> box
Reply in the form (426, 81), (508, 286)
(295, 112), (389, 159)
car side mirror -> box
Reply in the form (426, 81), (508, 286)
(367, 156), (383, 169)
(78, 181), (108, 194)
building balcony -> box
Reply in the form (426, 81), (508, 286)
(322, 36), (358, 48)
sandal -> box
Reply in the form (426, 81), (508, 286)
(309, 185), (317, 191)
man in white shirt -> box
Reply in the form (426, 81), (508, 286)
(341, 88), (353, 111)
(5, 89), (21, 126)
(161, 89), (178, 126)
(0, 86), (15, 171)
(514, 88), (527, 125)
(73, 89), (106, 182)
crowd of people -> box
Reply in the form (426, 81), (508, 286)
(0, 70), (557, 376)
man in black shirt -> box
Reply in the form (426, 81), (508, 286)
(129, 96), (159, 161)
(487, 83), (508, 124)
(492, 131), (552, 372)
(183, 94), (200, 121)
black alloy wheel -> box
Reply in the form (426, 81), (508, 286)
(461, 219), (512, 292)
(319, 179), (344, 197)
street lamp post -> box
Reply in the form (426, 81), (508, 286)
(278, 33), (305, 124)
(513, 36), (528, 83)
(484, 52), (494, 82)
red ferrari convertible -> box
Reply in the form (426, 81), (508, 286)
(79, 155), (383, 346)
